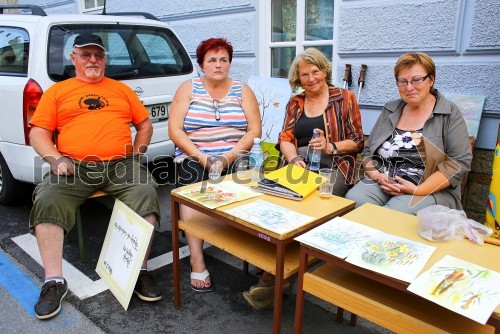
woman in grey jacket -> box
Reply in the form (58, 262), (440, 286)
(346, 52), (472, 214)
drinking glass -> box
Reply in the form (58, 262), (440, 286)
(234, 150), (249, 179)
(208, 156), (223, 180)
(319, 168), (333, 198)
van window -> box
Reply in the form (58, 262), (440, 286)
(0, 27), (29, 76)
(48, 24), (193, 81)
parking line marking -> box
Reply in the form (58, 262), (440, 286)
(11, 234), (209, 300)
(12, 234), (105, 299)
(0, 251), (39, 317)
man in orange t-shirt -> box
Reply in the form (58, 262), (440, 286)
(29, 34), (161, 320)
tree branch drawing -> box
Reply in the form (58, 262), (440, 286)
(254, 84), (280, 143)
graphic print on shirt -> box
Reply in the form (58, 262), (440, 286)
(78, 94), (109, 110)
(376, 128), (425, 185)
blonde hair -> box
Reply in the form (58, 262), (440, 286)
(288, 48), (332, 91)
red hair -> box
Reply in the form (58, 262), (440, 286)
(196, 38), (233, 66)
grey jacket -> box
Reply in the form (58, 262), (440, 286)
(363, 90), (472, 209)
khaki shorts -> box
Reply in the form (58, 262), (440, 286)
(29, 156), (159, 234)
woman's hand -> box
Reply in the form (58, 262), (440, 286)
(199, 153), (213, 170)
(366, 170), (403, 196)
(280, 141), (307, 168)
(377, 173), (403, 196)
(378, 175), (417, 196)
(391, 176), (417, 195)
(290, 155), (307, 168)
(309, 128), (328, 152)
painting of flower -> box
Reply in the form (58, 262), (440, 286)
(176, 180), (262, 209)
(346, 234), (436, 283)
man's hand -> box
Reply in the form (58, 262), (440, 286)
(50, 156), (75, 175)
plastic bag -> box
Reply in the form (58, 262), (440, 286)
(417, 205), (493, 244)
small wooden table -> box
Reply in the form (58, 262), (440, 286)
(171, 175), (355, 334)
(294, 204), (500, 334)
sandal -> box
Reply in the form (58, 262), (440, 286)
(190, 268), (214, 293)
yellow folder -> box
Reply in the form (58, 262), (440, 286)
(264, 164), (325, 198)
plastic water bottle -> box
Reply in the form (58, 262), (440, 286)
(307, 129), (321, 172)
(249, 138), (264, 182)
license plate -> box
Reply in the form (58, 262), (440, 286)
(148, 103), (168, 122)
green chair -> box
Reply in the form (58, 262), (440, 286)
(74, 190), (109, 262)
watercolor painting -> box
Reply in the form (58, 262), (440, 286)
(295, 217), (382, 259)
(248, 76), (291, 143)
(223, 199), (314, 234)
(442, 92), (485, 139)
(345, 234), (436, 283)
(176, 181), (262, 209)
(408, 255), (500, 324)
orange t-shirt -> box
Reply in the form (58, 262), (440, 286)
(30, 77), (149, 161)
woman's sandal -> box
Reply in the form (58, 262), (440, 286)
(190, 268), (214, 293)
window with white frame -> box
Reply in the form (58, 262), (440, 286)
(261, 0), (334, 78)
(80, 0), (105, 13)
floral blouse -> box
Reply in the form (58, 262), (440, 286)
(376, 128), (425, 185)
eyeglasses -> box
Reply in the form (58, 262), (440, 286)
(213, 100), (221, 121)
(396, 75), (429, 88)
(72, 51), (105, 61)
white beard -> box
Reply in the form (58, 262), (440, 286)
(84, 67), (102, 79)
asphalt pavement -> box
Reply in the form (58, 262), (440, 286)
(0, 161), (391, 334)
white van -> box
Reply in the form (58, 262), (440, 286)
(0, 5), (196, 204)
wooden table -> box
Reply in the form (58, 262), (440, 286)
(294, 203), (500, 334)
(171, 174), (355, 334)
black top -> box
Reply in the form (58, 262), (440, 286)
(295, 113), (325, 147)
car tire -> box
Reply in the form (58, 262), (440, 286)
(0, 153), (24, 206)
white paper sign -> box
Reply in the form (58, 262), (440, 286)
(96, 199), (154, 310)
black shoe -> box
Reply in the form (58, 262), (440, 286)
(134, 271), (162, 302)
(34, 279), (68, 320)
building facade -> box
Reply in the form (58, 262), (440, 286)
(20, 0), (499, 150)
(13, 0), (500, 220)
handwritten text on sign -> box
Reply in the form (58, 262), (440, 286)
(96, 199), (153, 310)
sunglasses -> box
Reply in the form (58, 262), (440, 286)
(72, 51), (105, 61)
(213, 100), (221, 121)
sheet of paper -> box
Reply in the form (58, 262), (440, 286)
(295, 217), (382, 258)
(223, 199), (314, 234)
(345, 234), (436, 283)
(247, 76), (291, 143)
(176, 180), (262, 209)
(408, 255), (500, 324)
(96, 199), (153, 310)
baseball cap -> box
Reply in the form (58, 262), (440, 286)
(73, 33), (106, 51)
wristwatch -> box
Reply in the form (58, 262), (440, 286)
(331, 142), (338, 155)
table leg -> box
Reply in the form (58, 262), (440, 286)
(336, 308), (344, 323)
(272, 242), (286, 334)
(243, 260), (249, 275)
(349, 313), (358, 326)
(172, 199), (181, 308)
(293, 246), (308, 334)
